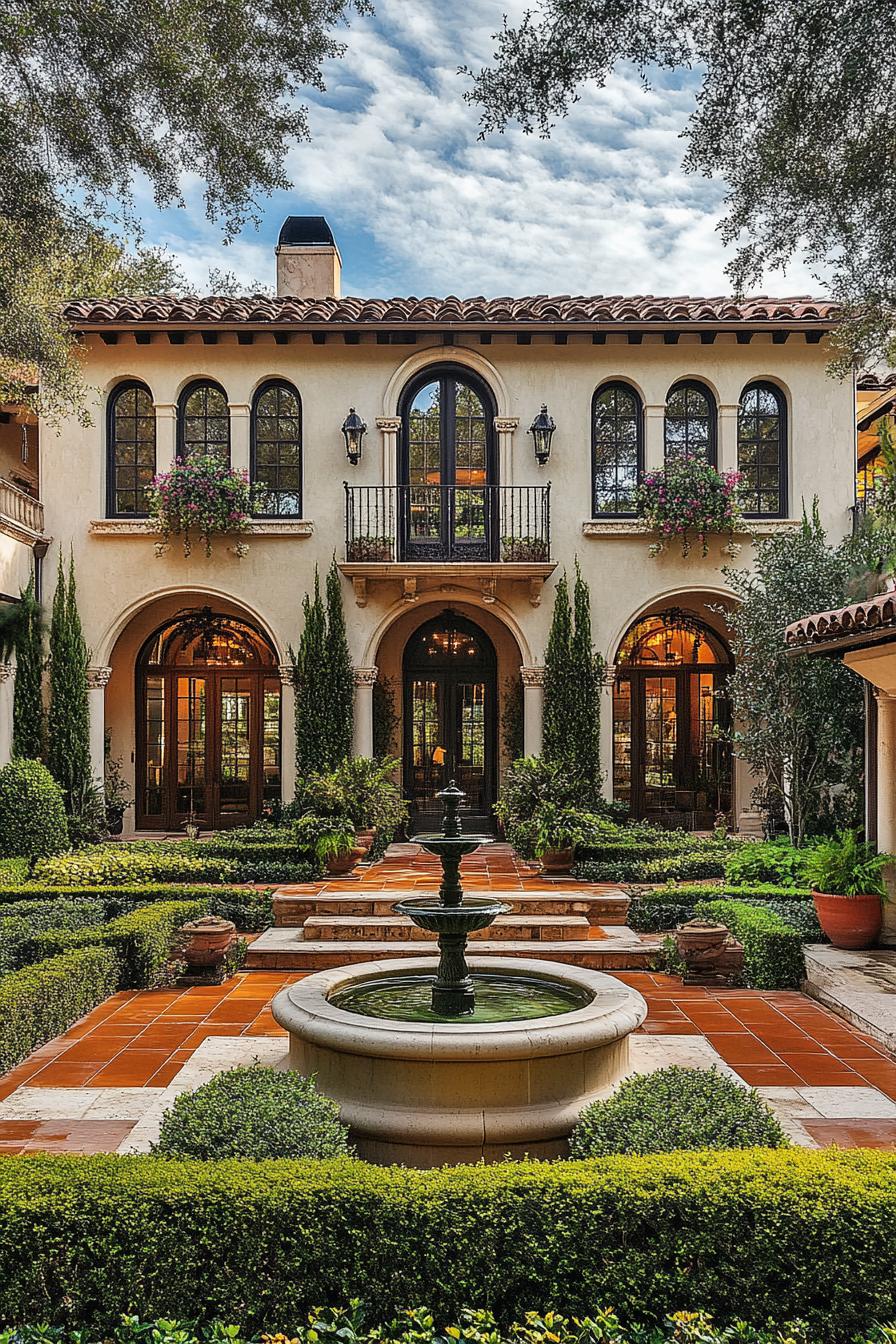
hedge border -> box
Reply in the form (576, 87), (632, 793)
(694, 898), (806, 989)
(0, 946), (119, 1074)
(0, 885), (275, 931)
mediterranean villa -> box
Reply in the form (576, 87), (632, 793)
(0, 217), (853, 837)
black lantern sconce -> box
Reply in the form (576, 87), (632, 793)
(341, 408), (367, 465)
(529, 403), (555, 465)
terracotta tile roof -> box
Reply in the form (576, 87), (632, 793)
(857, 370), (896, 390)
(62, 293), (839, 328)
(785, 587), (896, 650)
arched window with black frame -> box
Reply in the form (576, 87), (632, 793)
(107, 380), (156, 517)
(177, 380), (230, 464)
(664, 380), (717, 465)
(250, 380), (302, 517)
(738, 381), (787, 517)
(592, 381), (643, 516)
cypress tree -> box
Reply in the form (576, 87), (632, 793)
(570, 560), (603, 796)
(47, 551), (91, 806)
(12, 577), (44, 760)
(324, 556), (353, 768)
(291, 568), (330, 777)
(542, 570), (573, 764)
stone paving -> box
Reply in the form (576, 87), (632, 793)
(0, 845), (895, 1154)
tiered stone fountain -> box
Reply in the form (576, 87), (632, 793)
(272, 782), (647, 1165)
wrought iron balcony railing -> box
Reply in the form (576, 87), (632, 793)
(344, 483), (551, 564)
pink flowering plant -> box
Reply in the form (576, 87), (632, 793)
(635, 458), (743, 557)
(148, 454), (268, 558)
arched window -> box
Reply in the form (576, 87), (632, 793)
(107, 381), (155, 517)
(251, 380), (302, 517)
(177, 380), (229, 463)
(664, 380), (717, 465)
(592, 382), (643, 515)
(738, 382), (787, 516)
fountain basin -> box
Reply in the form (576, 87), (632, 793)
(414, 833), (494, 861)
(271, 956), (648, 1166)
(393, 895), (512, 934)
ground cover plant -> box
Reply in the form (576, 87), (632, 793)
(6, 1307), (896, 1344)
(153, 1064), (353, 1160)
(0, 1151), (893, 1337)
(569, 1066), (788, 1157)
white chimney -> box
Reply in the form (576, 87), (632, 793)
(275, 216), (342, 299)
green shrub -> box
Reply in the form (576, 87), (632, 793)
(0, 1151), (894, 1336)
(695, 898), (806, 989)
(574, 853), (726, 884)
(32, 844), (238, 887)
(26, 899), (208, 988)
(0, 884), (275, 930)
(0, 945), (119, 1073)
(5, 1306), (894, 1344)
(629, 882), (817, 933)
(154, 1064), (353, 1160)
(230, 858), (319, 885)
(0, 900), (104, 971)
(0, 759), (68, 861)
(0, 857), (27, 886)
(0, 916), (29, 973)
(569, 1066), (788, 1158)
(724, 839), (814, 888)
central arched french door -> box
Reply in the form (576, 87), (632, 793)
(136, 611), (282, 830)
(399, 366), (497, 560)
(403, 612), (497, 833)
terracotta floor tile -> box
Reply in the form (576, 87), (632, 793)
(27, 1061), (105, 1087)
(704, 1034), (782, 1066)
(782, 1057), (862, 1086)
(146, 1059), (189, 1087)
(89, 1050), (175, 1087)
(0, 1121), (39, 1140)
(133, 1023), (198, 1048)
(639, 1021), (702, 1035)
(801, 1120), (896, 1149)
(734, 1064), (805, 1087)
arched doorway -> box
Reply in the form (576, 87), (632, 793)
(402, 611), (497, 832)
(136, 608), (281, 830)
(613, 608), (732, 828)
(398, 365), (498, 560)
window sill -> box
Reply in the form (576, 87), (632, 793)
(90, 519), (314, 537)
(581, 518), (801, 538)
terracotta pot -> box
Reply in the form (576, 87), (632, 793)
(813, 891), (882, 950)
(540, 847), (574, 874)
(355, 828), (375, 856)
(675, 918), (728, 956)
(326, 845), (367, 876)
(181, 915), (236, 968)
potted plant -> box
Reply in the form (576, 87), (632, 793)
(802, 829), (895, 949)
(346, 535), (393, 562)
(294, 813), (366, 876)
(635, 459), (743, 557)
(104, 745), (132, 838)
(531, 803), (603, 875)
(181, 914), (236, 969)
(501, 535), (549, 562)
(147, 453), (267, 558)
(299, 757), (408, 854)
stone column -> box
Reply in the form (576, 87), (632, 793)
(228, 403), (251, 475)
(376, 417), (401, 489)
(279, 665), (296, 804)
(494, 417), (520, 486)
(353, 667), (378, 759)
(520, 666), (544, 757)
(876, 690), (896, 944)
(644, 404), (666, 471)
(718, 403), (740, 475)
(86, 666), (112, 786)
(0, 663), (14, 766)
(155, 403), (177, 469)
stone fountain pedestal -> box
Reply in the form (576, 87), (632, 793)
(271, 955), (648, 1166)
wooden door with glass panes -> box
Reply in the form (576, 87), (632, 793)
(403, 614), (496, 832)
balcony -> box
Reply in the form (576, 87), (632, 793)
(0, 479), (43, 543)
(341, 483), (555, 607)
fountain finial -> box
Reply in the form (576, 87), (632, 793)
(438, 779), (464, 838)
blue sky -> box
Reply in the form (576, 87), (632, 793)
(148, 0), (821, 300)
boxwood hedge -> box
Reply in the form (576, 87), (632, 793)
(0, 1151), (893, 1339)
(25, 899), (209, 989)
(0, 946), (119, 1074)
(0, 886), (275, 931)
(694, 898), (806, 989)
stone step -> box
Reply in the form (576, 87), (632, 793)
(272, 890), (629, 927)
(301, 913), (591, 943)
(245, 926), (655, 972)
(803, 943), (896, 1053)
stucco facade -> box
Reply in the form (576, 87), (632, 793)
(35, 222), (854, 835)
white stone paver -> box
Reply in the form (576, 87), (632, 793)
(795, 1085), (896, 1118)
(0, 1086), (167, 1121)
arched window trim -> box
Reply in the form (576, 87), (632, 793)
(738, 380), (788, 518)
(106, 379), (156, 518)
(250, 378), (303, 519)
(591, 380), (644, 517)
(664, 379), (718, 466)
(397, 362), (498, 482)
(176, 378), (230, 464)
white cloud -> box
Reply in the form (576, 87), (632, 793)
(155, 0), (826, 299)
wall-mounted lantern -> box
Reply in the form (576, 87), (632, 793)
(341, 407), (367, 465)
(529, 403), (555, 466)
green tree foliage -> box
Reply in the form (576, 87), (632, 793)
(47, 553), (92, 808)
(0, 758), (68, 861)
(12, 578), (44, 761)
(467, 2), (894, 367)
(723, 508), (864, 845)
(291, 562), (354, 782)
(0, 0), (367, 418)
(543, 565), (602, 797)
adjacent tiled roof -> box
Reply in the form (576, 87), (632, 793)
(857, 370), (896, 390)
(62, 293), (839, 328)
(785, 589), (896, 650)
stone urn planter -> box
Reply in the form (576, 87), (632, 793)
(674, 918), (743, 986)
(326, 845), (367, 877)
(675, 918), (729, 957)
(540, 847), (574, 875)
(181, 915), (236, 969)
(812, 892), (882, 950)
(355, 828), (376, 856)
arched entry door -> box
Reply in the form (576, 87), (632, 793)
(613, 609), (732, 829)
(403, 612), (497, 833)
(136, 609), (281, 830)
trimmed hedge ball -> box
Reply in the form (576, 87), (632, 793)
(0, 758), (68, 860)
